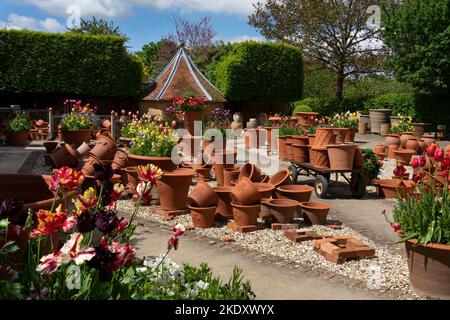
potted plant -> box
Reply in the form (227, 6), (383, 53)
(331, 111), (360, 143)
(204, 108), (232, 152)
(6, 112), (31, 146)
(172, 92), (205, 136)
(389, 116), (415, 148)
(278, 116), (304, 161)
(382, 148), (450, 299)
(60, 100), (99, 147)
(162, 106), (184, 129)
(361, 149), (381, 186)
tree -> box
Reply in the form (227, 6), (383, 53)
(381, 0), (450, 95)
(249, 0), (384, 104)
(69, 16), (127, 39)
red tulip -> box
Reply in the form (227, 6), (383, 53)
(410, 157), (419, 169)
(434, 148), (445, 162)
(426, 143), (437, 156)
(418, 156), (426, 168)
(390, 223), (401, 232)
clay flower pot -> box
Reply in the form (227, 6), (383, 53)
(90, 135), (117, 160)
(43, 141), (58, 154)
(308, 135), (315, 146)
(291, 135), (309, 146)
(310, 147), (330, 168)
(238, 163), (262, 182)
(189, 206), (217, 228)
(253, 182), (275, 198)
(261, 174), (270, 183)
(50, 144), (79, 168)
(61, 129), (91, 148)
(405, 139), (419, 152)
(76, 141), (91, 157)
(292, 144), (310, 163)
(286, 141), (295, 162)
(127, 153), (177, 172)
(224, 168), (240, 186)
(124, 166), (139, 191)
(276, 184), (314, 203)
(231, 203), (260, 226)
(387, 144), (400, 159)
(213, 151), (238, 186)
(313, 128), (335, 148)
(393, 149), (416, 164)
(262, 199), (300, 224)
(213, 186), (234, 220)
(369, 109), (391, 134)
(333, 128), (350, 144)
(112, 148), (128, 171)
(421, 135), (436, 148)
(384, 134), (401, 147)
(156, 168), (194, 211)
(373, 144), (386, 154)
(300, 202), (331, 225)
(376, 179), (415, 199)
(183, 110), (202, 136)
(268, 169), (293, 189)
(417, 140), (426, 154)
(188, 181), (219, 207)
(102, 119), (112, 128)
(81, 154), (103, 176)
(6, 131), (29, 146)
(96, 128), (111, 139)
(278, 136), (287, 160)
(353, 147), (364, 169)
(230, 177), (261, 205)
(327, 144), (356, 171)
(195, 164), (212, 182)
(344, 128), (357, 143)
(400, 132), (416, 149)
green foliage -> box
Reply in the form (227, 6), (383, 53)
(381, 0), (450, 94)
(364, 93), (417, 118)
(0, 30), (144, 97)
(212, 41), (303, 102)
(361, 149), (381, 180)
(303, 64), (336, 100)
(69, 16), (127, 39)
(7, 112), (31, 132)
(292, 103), (312, 116)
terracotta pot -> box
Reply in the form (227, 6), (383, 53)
(231, 203), (260, 226)
(369, 109), (391, 134)
(353, 147), (364, 169)
(376, 152), (387, 160)
(412, 123), (432, 138)
(292, 135), (309, 146)
(156, 168), (194, 211)
(81, 154), (103, 176)
(268, 169), (293, 189)
(183, 110), (202, 136)
(276, 184), (314, 203)
(327, 144), (356, 171)
(253, 182), (275, 198)
(90, 135), (116, 160)
(358, 121), (367, 135)
(300, 202), (331, 225)
(421, 135), (436, 148)
(50, 144), (79, 168)
(6, 131), (29, 146)
(189, 206), (217, 228)
(310, 147), (330, 168)
(224, 168), (240, 186)
(405, 139), (419, 152)
(286, 142), (295, 162)
(43, 141), (58, 154)
(292, 144), (310, 163)
(263, 199), (299, 224)
(195, 164), (212, 182)
(213, 186), (234, 220)
(333, 128), (349, 144)
(393, 149), (416, 164)
(102, 119), (111, 128)
(96, 128), (111, 139)
(213, 151), (237, 186)
(404, 239), (450, 299)
(308, 135), (315, 146)
(313, 128), (335, 147)
(111, 148), (128, 171)
(61, 129), (91, 148)
(127, 153), (177, 172)
(296, 112), (319, 125)
(238, 163), (262, 182)
(384, 134), (401, 147)
(376, 179), (415, 199)
(387, 144), (399, 159)
(278, 136), (287, 160)
(188, 181), (218, 207)
(373, 144), (386, 154)
(230, 177), (261, 205)
(124, 166), (139, 191)
(344, 128), (357, 143)
(76, 142), (91, 157)
(244, 128), (260, 149)
(417, 140), (426, 154)
(400, 132), (415, 149)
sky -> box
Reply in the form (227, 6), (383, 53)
(0, 0), (266, 52)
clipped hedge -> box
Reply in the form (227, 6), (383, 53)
(213, 41), (303, 102)
(292, 103), (312, 115)
(364, 93), (417, 118)
(0, 30), (144, 97)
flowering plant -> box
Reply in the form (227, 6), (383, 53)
(163, 106), (184, 123)
(7, 112), (31, 133)
(172, 93), (206, 112)
(389, 115), (414, 134)
(204, 108), (232, 139)
(331, 111), (360, 129)
(61, 100), (99, 130)
(279, 116), (304, 137)
(128, 121), (179, 157)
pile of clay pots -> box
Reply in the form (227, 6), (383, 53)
(30, 119), (50, 141)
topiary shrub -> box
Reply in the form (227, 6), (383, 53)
(292, 103), (312, 115)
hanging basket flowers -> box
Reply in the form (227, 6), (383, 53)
(172, 93), (206, 112)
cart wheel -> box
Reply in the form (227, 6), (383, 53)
(350, 173), (366, 198)
(315, 175), (329, 198)
(288, 164), (299, 183)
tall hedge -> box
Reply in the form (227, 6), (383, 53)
(0, 30), (144, 97)
(212, 42), (303, 102)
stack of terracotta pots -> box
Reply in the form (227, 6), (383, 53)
(230, 177), (261, 228)
(291, 135), (310, 163)
(212, 150), (237, 186)
(188, 181), (219, 228)
(30, 119), (49, 141)
(81, 134), (117, 176)
(381, 131), (429, 163)
(310, 128), (335, 168)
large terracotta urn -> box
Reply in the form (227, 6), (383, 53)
(156, 168), (194, 211)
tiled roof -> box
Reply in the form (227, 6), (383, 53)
(142, 48), (226, 103)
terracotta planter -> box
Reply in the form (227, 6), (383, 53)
(124, 166), (139, 191)
(359, 115), (370, 132)
(189, 206), (217, 228)
(183, 110), (202, 136)
(278, 136), (287, 160)
(156, 168), (194, 211)
(238, 163), (262, 182)
(43, 141), (58, 154)
(96, 128), (111, 140)
(393, 149), (416, 164)
(61, 129), (91, 148)
(380, 123), (390, 136)
(404, 239), (450, 299)
(308, 135), (316, 146)
(213, 186), (234, 220)
(224, 168), (240, 186)
(263, 199), (299, 224)
(231, 203), (260, 226)
(333, 128), (349, 144)
(387, 144), (400, 159)
(313, 128), (335, 148)
(327, 144), (356, 171)
(276, 184), (314, 203)
(230, 177), (261, 205)
(353, 147), (364, 169)
(412, 123), (432, 138)
(310, 147), (329, 168)
(90, 135), (116, 160)
(358, 121), (367, 135)
(111, 148), (128, 171)
(76, 142), (91, 157)
(81, 154), (103, 176)
(188, 181), (218, 207)
(268, 169), (293, 189)
(384, 134), (401, 147)
(213, 151), (237, 186)
(296, 112), (319, 126)
(373, 144), (386, 155)
(421, 135), (436, 148)
(261, 174), (270, 183)
(127, 153), (177, 172)
(6, 131), (29, 146)
(405, 139), (419, 152)
(400, 132), (415, 149)
(300, 202), (331, 225)
(376, 179), (415, 199)
(102, 119), (111, 129)
(417, 140), (426, 154)
(195, 164), (212, 182)
(286, 142), (295, 162)
(253, 182), (275, 198)
(369, 109), (391, 134)
(292, 135), (309, 146)
(292, 144), (310, 163)
(50, 144), (79, 168)
(344, 128), (357, 143)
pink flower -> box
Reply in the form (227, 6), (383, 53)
(136, 182), (153, 203)
(426, 143), (437, 157)
(109, 240), (136, 268)
(50, 166), (84, 193)
(418, 156), (426, 168)
(168, 236), (179, 250)
(390, 223), (401, 232)
(116, 219), (128, 233)
(434, 148), (445, 162)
